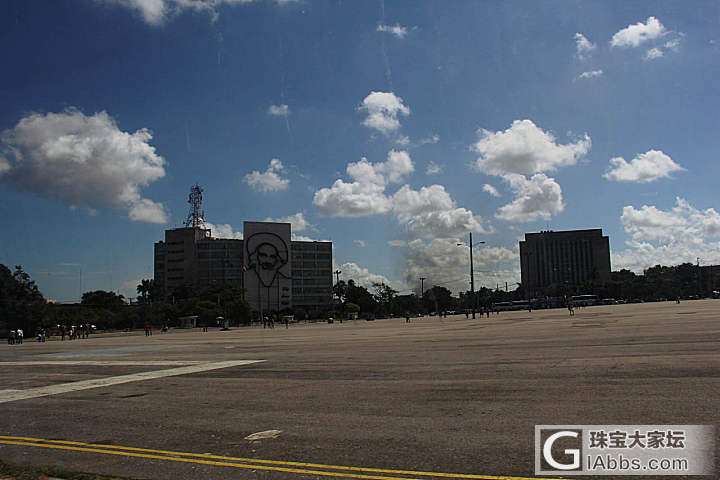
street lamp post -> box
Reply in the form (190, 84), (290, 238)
(458, 233), (484, 319)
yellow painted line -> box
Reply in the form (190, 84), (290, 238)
(0, 436), (565, 480)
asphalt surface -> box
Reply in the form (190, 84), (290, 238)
(1, 300), (718, 479)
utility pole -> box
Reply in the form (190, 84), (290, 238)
(334, 269), (342, 309)
(469, 233), (475, 319)
(419, 277), (426, 314)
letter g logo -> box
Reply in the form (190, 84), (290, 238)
(543, 431), (580, 470)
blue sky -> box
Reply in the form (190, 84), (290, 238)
(2, 0), (719, 302)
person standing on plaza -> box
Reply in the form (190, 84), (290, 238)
(17, 328), (23, 344)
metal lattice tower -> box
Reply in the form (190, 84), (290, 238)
(184, 184), (205, 228)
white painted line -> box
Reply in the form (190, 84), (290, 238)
(0, 360), (264, 404)
(0, 361), (204, 366)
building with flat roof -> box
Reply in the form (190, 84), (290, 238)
(154, 222), (332, 313)
(519, 229), (611, 296)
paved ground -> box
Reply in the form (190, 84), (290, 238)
(1, 301), (718, 479)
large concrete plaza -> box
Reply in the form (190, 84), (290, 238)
(1, 301), (718, 479)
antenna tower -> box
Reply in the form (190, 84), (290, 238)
(184, 184), (205, 228)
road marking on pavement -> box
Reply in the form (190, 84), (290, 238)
(0, 360), (263, 404)
(0, 436), (565, 480)
(0, 361), (204, 366)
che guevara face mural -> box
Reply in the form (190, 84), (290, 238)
(245, 232), (289, 287)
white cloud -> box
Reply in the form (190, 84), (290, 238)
(403, 239), (519, 295)
(574, 33), (596, 60)
(392, 184), (490, 239)
(495, 173), (564, 222)
(645, 47), (664, 60)
(664, 38), (681, 51)
(614, 198), (720, 272)
(339, 262), (390, 288)
(426, 161), (442, 175)
(472, 119), (591, 176)
(388, 240), (407, 247)
(377, 23), (409, 39)
(405, 208), (490, 239)
(313, 179), (392, 217)
(420, 134), (440, 145)
(393, 184), (455, 222)
(268, 104), (290, 117)
(243, 158), (289, 192)
(313, 150), (413, 217)
(482, 184), (501, 197)
(205, 222), (243, 239)
(578, 69), (603, 80)
(611, 16), (666, 48)
(128, 198), (167, 224)
(98, 0), (287, 26)
(359, 91), (410, 135)
(354, 240), (366, 247)
(264, 212), (311, 232)
(0, 108), (167, 223)
(603, 150), (684, 183)
(395, 135), (410, 146)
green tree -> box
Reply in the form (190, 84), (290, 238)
(0, 265), (47, 334)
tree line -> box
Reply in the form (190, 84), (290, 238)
(2, 261), (718, 336)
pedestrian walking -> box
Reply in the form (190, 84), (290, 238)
(8, 330), (15, 345)
(568, 302), (575, 316)
(17, 329), (23, 344)
(145, 324), (150, 336)
(405, 311), (410, 323)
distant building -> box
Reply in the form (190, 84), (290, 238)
(154, 222), (332, 312)
(519, 229), (611, 296)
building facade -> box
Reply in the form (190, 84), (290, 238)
(154, 222), (332, 312)
(519, 229), (611, 296)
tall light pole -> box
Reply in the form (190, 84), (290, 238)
(458, 234), (484, 319)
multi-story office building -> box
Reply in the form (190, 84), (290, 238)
(519, 229), (611, 295)
(154, 222), (332, 312)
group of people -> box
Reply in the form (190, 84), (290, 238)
(7, 329), (24, 344)
(61, 324), (92, 340)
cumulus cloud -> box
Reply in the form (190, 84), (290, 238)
(313, 179), (392, 217)
(205, 222), (243, 239)
(495, 173), (564, 222)
(482, 184), (501, 197)
(611, 16), (666, 48)
(403, 238), (519, 294)
(264, 212), (311, 232)
(339, 262), (390, 288)
(268, 104), (290, 117)
(578, 70), (603, 80)
(128, 199), (168, 224)
(574, 33), (596, 59)
(426, 161), (442, 175)
(603, 150), (684, 183)
(97, 0), (290, 26)
(392, 184), (490, 239)
(354, 240), (366, 247)
(388, 240), (407, 247)
(313, 150), (413, 217)
(645, 47), (664, 60)
(0, 108), (167, 223)
(359, 91), (410, 135)
(377, 23), (409, 39)
(613, 198), (720, 272)
(243, 158), (289, 192)
(472, 119), (591, 176)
